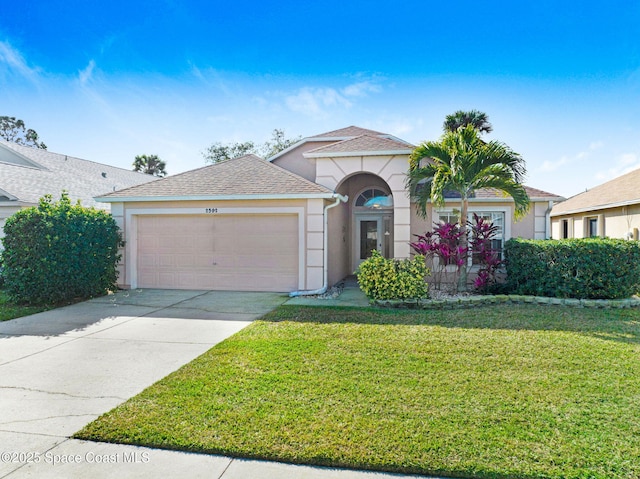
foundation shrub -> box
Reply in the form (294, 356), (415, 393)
(356, 250), (429, 301)
(504, 238), (640, 299)
(1, 193), (123, 304)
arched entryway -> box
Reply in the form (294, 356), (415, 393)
(353, 187), (394, 268)
(332, 173), (394, 274)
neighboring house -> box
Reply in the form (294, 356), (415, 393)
(550, 167), (640, 240)
(0, 140), (156, 240)
(97, 126), (564, 293)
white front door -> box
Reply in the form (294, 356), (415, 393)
(355, 214), (393, 269)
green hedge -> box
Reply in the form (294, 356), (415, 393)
(504, 238), (640, 299)
(356, 250), (429, 301)
(1, 193), (123, 304)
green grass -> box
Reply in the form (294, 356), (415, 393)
(0, 290), (50, 321)
(75, 305), (640, 479)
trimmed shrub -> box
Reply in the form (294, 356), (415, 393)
(504, 238), (640, 299)
(356, 250), (429, 300)
(1, 193), (123, 304)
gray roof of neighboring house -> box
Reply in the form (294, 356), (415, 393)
(304, 134), (414, 157)
(551, 167), (640, 216)
(0, 140), (155, 209)
(98, 154), (335, 202)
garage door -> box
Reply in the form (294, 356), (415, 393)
(136, 214), (299, 292)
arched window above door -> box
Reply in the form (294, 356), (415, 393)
(355, 188), (393, 209)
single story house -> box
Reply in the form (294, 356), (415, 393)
(97, 126), (564, 293)
(550, 167), (640, 240)
(0, 140), (156, 240)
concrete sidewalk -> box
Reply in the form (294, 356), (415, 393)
(0, 288), (440, 478)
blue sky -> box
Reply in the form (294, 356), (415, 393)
(2, 1), (640, 198)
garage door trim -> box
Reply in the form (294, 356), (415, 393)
(125, 207), (306, 290)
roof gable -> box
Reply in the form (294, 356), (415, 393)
(268, 125), (413, 162)
(0, 141), (44, 169)
(0, 140), (155, 208)
(551, 167), (640, 216)
(310, 126), (387, 139)
(99, 154), (334, 201)
(304, 135), (414, 158)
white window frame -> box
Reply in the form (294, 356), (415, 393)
(433, 206), (512, 269)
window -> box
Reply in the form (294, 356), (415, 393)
(562, 219), (569, 239)
(471, 212), (505, 263)
(588, 217), (598, 237)
(355, 188), (392, 208)
(436, 210), (506, 264)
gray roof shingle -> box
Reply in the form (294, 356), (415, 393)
(471, 186), (564, 201)
(551, 167), (640, 215)
(304, 135), (414, 157)
(0, 140), (155, 208)
(99, 154), (334, 200)
(310, 126), (387, 138)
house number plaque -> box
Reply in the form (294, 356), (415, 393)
(205, 208), (218, 214)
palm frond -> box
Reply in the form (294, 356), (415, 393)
(409, 122), (529, 220)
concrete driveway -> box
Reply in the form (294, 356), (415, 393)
(0, 289), (287, 478)
(0, 289), (437, 479)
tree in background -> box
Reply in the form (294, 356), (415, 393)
(202, 141), (256, 164)
(202, 129), (301, 164)
(259, 128), (301, 158)
(0, 116), (47, 149)
(443, 109), (493, 135)
(406, 122), (529, 291)
(133, 154), (167, 177)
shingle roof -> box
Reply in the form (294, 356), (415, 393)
(551, 167), (640, 216)
(310, 126), (386, 138)
(99, 154), (334, 201)
(0, 140), (155, 208)
(304, 135), (414, 157)
(436, 185), (563, 201)
(472, 186), (563, 201)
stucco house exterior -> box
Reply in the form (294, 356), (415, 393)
(0, 140), (156, 240)
(550, 167), (640, 240)
(97, 126), (564, 293)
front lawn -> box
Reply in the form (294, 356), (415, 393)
(75, 305), (640, 479)
(0, 290), (50, 321)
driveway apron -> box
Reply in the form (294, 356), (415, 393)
(0, 289), (286, 478)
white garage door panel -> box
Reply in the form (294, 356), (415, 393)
(136, 215), (299, 291)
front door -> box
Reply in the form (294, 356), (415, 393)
(355, 215), (392, 268)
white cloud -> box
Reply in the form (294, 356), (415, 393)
(540, 155), (569, 173)
(78, 60), (96, 85)
(187, 62), (236, 96)
(0, 40), (40, 83)
(539, 140), (604, 173)
(283, 78), (384, 119)
(285, 87), (352, 119)
(341, 80), (381, 97)
(595, 152), (640, 181)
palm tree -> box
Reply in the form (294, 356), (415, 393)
(133, 154), (167, 177)
(443, 110), (493, 134)
(406, 125), (529, 291)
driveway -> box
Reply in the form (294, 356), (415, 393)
(0, 289), (287, 478)
(0, 289), (436, 479)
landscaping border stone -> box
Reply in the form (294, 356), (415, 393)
(372, 295), (640, 310)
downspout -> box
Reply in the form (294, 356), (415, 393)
(289, 193), (348, 297)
